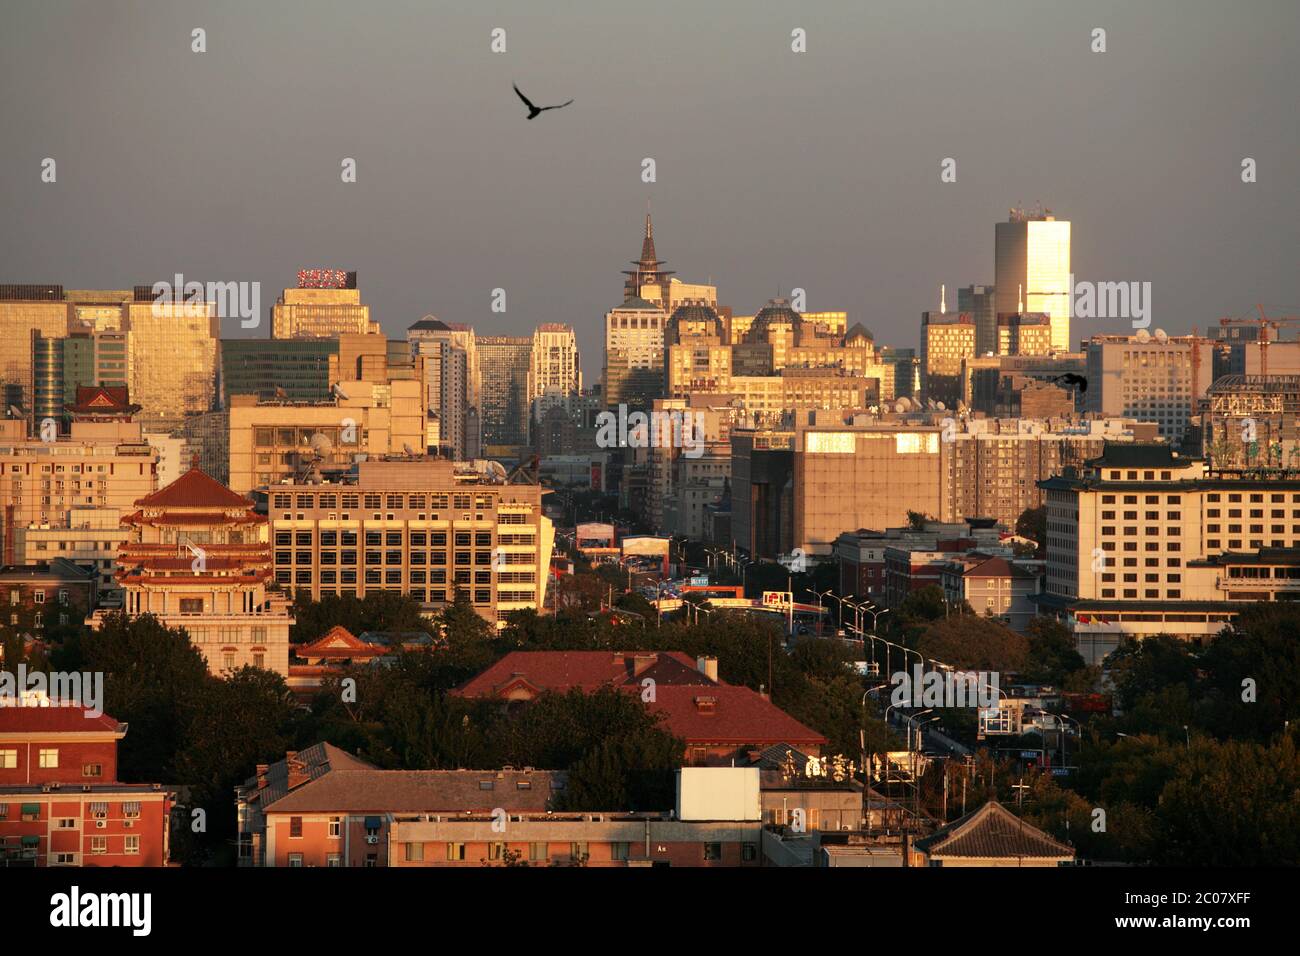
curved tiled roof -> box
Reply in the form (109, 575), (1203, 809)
(135, 468), (254, 510)
(914, 800), (1074, 859)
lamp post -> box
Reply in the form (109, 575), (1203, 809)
(860, 682), (889, 834)
(833, 593), (856, 632)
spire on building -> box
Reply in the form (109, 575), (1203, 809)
(940, 284), (946, 313)
(622, 208), (674, 299)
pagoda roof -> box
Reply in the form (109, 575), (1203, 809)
(135, 468), (255, 510)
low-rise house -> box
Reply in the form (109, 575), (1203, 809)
(236, 746), (763, 867)
(453, 650), (828, 764)
(911, 800), (1075, 867)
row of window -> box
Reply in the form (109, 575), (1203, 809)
(270, 492), (504, 512)
(0, 750), (101, 775)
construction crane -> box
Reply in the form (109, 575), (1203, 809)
(1217, 305), (1300, 377)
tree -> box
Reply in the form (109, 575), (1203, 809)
(53, 612), (211, 783)
(913, 614), (1030, 673)
(1021, 617), (1088, 686)
(1015, 505), (1047, 557)
(290, 591), (433, 643)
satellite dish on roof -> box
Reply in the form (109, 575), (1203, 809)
(934, 401), (946, 411)
(894, 399), (909, 413)
(1135, 328), (1151, 343)
(309, 432), (333, 456)
(1153, 328), (1168, 343)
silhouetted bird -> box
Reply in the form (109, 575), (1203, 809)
(1050, 373), (1089, 393)
(513, 83), (573, 120)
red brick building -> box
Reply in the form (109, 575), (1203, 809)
(452, 650), (828, 764)
(0, 705), (173, 867)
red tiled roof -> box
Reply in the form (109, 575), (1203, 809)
(454, 650), (827, 749)
(135, 468), (254, 510)
(646, 685), (827, 747)
(263, 769), (564, 814)
(297, 625), (387, 659)
(452, 650), (710, 697)
(0, 705), (124, 735)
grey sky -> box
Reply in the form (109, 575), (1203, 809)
(2, 0), (1296, 365)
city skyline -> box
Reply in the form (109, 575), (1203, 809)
(2, 1), (1297, 364)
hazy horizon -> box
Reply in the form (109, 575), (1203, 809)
(2, 0), (1297, 365)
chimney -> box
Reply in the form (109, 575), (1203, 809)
(255, 764), (269, 790)
(285, 752), (308, 791)
(696, 655), (718, 682)
(631, 652), (658, 677)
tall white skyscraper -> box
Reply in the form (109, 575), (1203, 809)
(995, 207), (1071, 352)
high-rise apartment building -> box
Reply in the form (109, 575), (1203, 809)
(267, 458), (554, 624)
(408, 319), (480, 460)
(528, 324), (581, 414)
(994, 208), (1071, 352)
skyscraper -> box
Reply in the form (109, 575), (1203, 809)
(528, 324), (581, 428)
(271, 270), (376, 339)
(994, 207), (1071, 352)
(958, 284), (997, 357)
(477, 334), (532, 453)
(603, 296), (667, 410)
(408, 318), (480, 460)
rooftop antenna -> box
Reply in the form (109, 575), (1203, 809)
(1018, 284), (1024, 313)
(940, 284), (947, 313)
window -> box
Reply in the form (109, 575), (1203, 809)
(703, 842), (723, 861)
(742, 843), (758, 862)
(0, 749), (16, 769)
(405, 842), (424, 863)
(290, 816), (303, 838)
(91, 837), (107, 855)
(38, 748), (58, 768)
(446, 842), (466, 861)
(123, 801), (141, 819)
(125, 835), (140, 855)
(288, 853), (304, 867)
(83, 763), (102, 778)
(329, 817), (341, 839)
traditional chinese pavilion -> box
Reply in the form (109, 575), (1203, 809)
(91, 466), (292, 675)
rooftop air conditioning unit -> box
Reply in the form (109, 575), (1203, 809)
(95, 820), (106, 829)
(365, 835), (379, 845)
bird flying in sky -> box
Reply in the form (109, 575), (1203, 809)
(513, 83), (573, 120)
